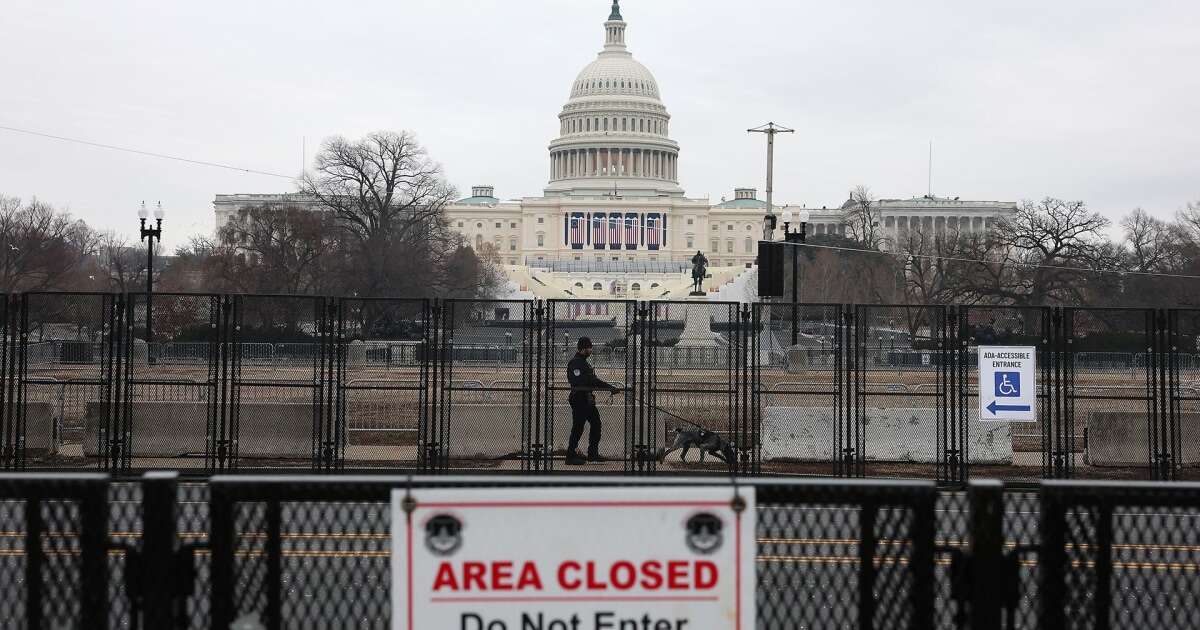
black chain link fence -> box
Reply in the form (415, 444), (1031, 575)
(3, 474), (1200, 628)
(4, 292), (1200, 482)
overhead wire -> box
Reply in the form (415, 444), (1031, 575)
(0, 124), (295, 180)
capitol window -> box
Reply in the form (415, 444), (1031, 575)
(457, 222), (463, 228)
(537, 217), (544, 224)
(477, 222), (483, 228)
(745, 238), (753, 253)
(726, 239), (734, 253)
(575, 282), (583, 288)
(687, 218), (693, 225)
(495, 222), (501, 228)
(631, 283), (641, 292)
(686, 236), (694, 248)
(593, 282), (603, 291)
(510, 222), (517, 228)
(727, 224), (733, 231)
(537, 234), (545, 247)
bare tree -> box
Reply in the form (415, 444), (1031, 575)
(897, 223), (977, 306)
(842, 185), (886, 250)
(959, 198), (1111, 306)
(214, 204), (338, 295)
(0, 195), (98, 293)
(299, 131), (461, 297)
(1121, 208), (1180, 273)
(94, 232), (146, 293)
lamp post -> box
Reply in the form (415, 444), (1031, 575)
(780, 209), (809, 346)
(139, 202), (164, 360)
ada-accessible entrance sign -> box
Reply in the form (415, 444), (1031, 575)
(392, 486), (755, 630)
(978, 346), (1037, 422)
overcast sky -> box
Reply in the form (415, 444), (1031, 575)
(2, 0), (1197, 250)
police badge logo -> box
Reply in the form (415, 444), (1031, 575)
(425, 514), (463, 556)
(684, 513), (723, 555)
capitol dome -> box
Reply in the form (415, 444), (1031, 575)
(570, 56), (660, 101)
(546, 0), (683, 198)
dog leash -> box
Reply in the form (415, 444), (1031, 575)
(620, 391), (711, 432)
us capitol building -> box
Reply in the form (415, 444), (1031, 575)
(215, 1), (1016, 300)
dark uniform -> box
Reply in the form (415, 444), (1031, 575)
(566, 351), (619, 459)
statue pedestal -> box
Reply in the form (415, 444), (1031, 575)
(675, 300), (721, 349)
(687, 290), (706, 297)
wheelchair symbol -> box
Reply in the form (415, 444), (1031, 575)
(994, 372), (1020, 398)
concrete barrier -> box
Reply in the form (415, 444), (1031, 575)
(762, 407), (1013, 464)
(444, 403), (665, 459)
(1087, 412), (1200, 467)
(10, 402), (56, 451)
(84, 401), (325, 458)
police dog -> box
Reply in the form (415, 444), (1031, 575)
(658, 427), (737, 465)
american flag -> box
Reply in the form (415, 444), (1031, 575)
(625, 214), (639, 247)
(609, 216), (621, 248)
(570, 214), (585, 248)
(592, 214), (605, 247)
(647, 214), (660, 248)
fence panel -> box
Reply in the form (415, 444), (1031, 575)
(1041, 481), (1200, 629)
(855, 305), (952, 480)
(207, 476), (937, 630)
(19, 292), (129, 471)
(753, 302), (845, 476)
(957, 306), (1052, 482)
(757, 479), (937, 629)
(125, 293), (226, 472)
(545, 300), (638, 472)
(339, 298), (429, 471)
(231, 295), (332, 470)
(1, 295), (19, 469)
(1167, 309), (1200, 481)
(0, 473), (109, 628)
(645, 301), (743, 475)
(1066, 308), (1161, 480)
(431, 300), (537, 472)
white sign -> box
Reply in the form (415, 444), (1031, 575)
(978, 346), (1037, 422)
(392, 486), (756, 630)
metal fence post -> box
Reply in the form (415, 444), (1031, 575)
(858, 500), (878, 628)
(1039, 482), (1067, 629)
(968, 480), (1004, 630)
(209, 480), (235, 629)
(79, 474), (111, 628)
(910, 485), (936, 630)
(141, 471), (180, 629)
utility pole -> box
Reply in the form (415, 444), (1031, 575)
(748, 122), (794, 241)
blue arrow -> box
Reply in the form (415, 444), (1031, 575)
(987, 400), (1031, 415)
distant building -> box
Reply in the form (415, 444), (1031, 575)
(214, 1), (1015, 299)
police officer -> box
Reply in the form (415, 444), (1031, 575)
(566, 337), (620, 465)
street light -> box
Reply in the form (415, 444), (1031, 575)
(780, 209), (809, 346)
(139, 202), (164, 361)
